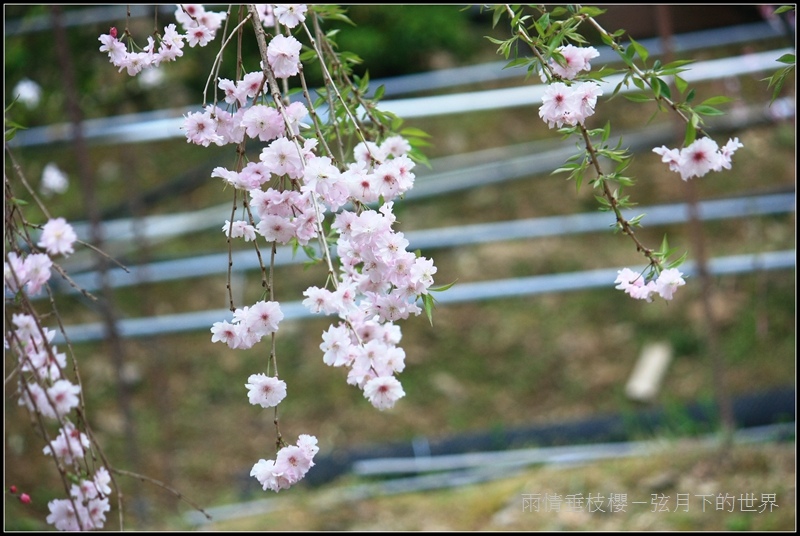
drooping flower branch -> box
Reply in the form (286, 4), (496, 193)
(99, 3), (439, 496)
(489, 4), (745, 302)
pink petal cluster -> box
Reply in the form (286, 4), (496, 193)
(37, 217), (77, 257)
(274, 4), (308, 28)
(98, 5), (227, 76)
(42, 421), (90, 466)
(210, 300), (284, 350)
(5, 251), (52, 296)
(345, 136), (417, 204)
(46, 467), (112, 531)
(539, 81), (603, 129)
(267, 34), (302, 79)
(250, 435), (319, 492)
(615, 267), (686, 302)
(221, 220), (257, 242)
(9, 313), (66, 382)
(301, 200), (436, 410)
(245, 373), (287, 408)
(653, 137), (743, 181)
(549, 45), (600, 80)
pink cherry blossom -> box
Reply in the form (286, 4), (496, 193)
(42, 422), (90, 465)
(47, 498), (88, 531)
(38, 217), (77, 257)
(185, 24), (214, 48)
(241, 104), (284, 142)
(260, 137), (303, 179)
(550, 44), (599, 80)
(363, 376), (405, 410)
(655, 137), (742, 181)
(274, 4), (307, 29)
(46, 379), (81, 418)
(654, 268), (686, 300)
(653, 145), (682, 173)
(250, 435), (318, 492)
(221, 220), (257, 242)
(245, 373), (287, 408)
(678, 137), (722, 180)
(539, 82), (577, 128)
(239, 71), (265, 99)
(267, 34), (302, 79)
(183, 111), (224, 147)
(210, 320), (240, 349)
(94, 467), (112, 497)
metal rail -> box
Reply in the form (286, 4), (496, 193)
(52, 192), (795, 295)
(53, 249), (795, 344)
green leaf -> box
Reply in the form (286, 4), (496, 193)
(624, 43), (636, 62)
(693, 105), (725, 116)
(539, 12), (551, 28)
(661, 59), (695, 70)
(492, 5), (504, 28)
(577, 6), (606, 17)
(422, 293), (435, 326)
(775, 5), (795, 14)
(673, 75), (688, 95)
(552, 163), (580, 175)
(485, 36), (508, 46)
(667, 251), (688, 269)
(765, 65), (794, 103)
(628, 36), (648, 63)
(594, 194), (611, 207)
(599, 30), (615, 47)
(401, 127), (431, 138)
(776, 53), (796, 64)
(699, 96), (733, 106)
(684, 121), (697, 146)
(624, 93), (652, 103)
(651, 76), (661, 98)
(660, 234), (669, 253)
(629, 213), (646, 227)
(657, 77), (671, 100)
(430, 279), (457, 293)
(503, 57), (531, 70)
(303, 245), (318, 261)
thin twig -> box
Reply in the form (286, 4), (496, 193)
(112, 468), (213, 521)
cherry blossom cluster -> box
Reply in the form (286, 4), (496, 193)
(5, 218), (77, 296)
(184, 80), (307, 146)
(99, 3), (436, 496)
(210, 300), (284, 350)
(539, 81), (603, 129)
(45, 468), (112, 531)
(250, 434), (319, 492)
(98, 5), (305, 78)
(6, 221), (112, 531)
(538, 45), (603, 128)
(549, 44), (600, 80)
(214, 135), (435, 413)
(97, 5), (227, 76)
(614, 267), (686, 302)
(653, 137), (744, 181)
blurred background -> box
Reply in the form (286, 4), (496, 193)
(4, 5), (795, 530)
